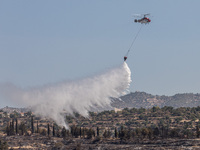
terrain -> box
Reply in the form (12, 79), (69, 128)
(112, 91), (200, 109)
(1, 91), (200, 149)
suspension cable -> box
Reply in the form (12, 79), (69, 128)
(125, 24), (143, 57)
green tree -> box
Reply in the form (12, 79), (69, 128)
(80, 127), (82, 138)
(56, 129), (61, 137)
(153, 127), (160, 137)
(37, 121), (39, 133)
(19, 121), (26, 135)
(103, 129), (108, 138)
(114, 127), (118, 138)
(16, 118), (18, 134)
(135, 128), (142, 138)
(6, 124), (10, 136)
(196, 123), (200, 138)
(147, 127), (153, 139)
(0, 139), (8, 150)
(82, 128), (86, 138)
(31, 116), (34, 134)
(119, 126), (126, 140)
(9, 120), (15, 135)
(169, 128), (180, 138)
(97, 127), (100, 137)
(126, 128), (131, 139)
(61, 127), (67, 138)
(74, 126), (80, 138)
(152, 106), (160, 112)
(87, 128), (94, 139)
(41, 129), (47, 136)
(25, 111), (32, 117)
(53, 125), (55, 137)
(47, 123), (50, 136)
(71, 124), (76, 137)
(141, 128), (149, 139)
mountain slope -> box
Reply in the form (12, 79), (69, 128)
(111, 92), (200, 109)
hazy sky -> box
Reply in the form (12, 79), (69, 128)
(0, 0), (200, 107)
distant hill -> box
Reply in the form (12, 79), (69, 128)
(111, 91), (200, 109)
(1, 92), (200, 112)
(0, 106), (30, 113)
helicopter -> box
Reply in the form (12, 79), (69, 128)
(123, 14), (151, 61)
(134, 14), (151, 24)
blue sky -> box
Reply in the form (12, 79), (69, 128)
(0, 0), (200, 105)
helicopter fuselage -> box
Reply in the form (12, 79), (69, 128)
(134, 17), (151, 24)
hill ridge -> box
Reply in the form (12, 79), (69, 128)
(111, 91), (200, 109)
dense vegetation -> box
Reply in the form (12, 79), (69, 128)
(2, 106), (200, 143)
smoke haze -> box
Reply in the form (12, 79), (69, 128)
(0, 62), (131, 128)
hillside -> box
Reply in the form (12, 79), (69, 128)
(112, 92), (200, 109)
(1, 92), (200, 112)
(2, 92), (200, 149)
